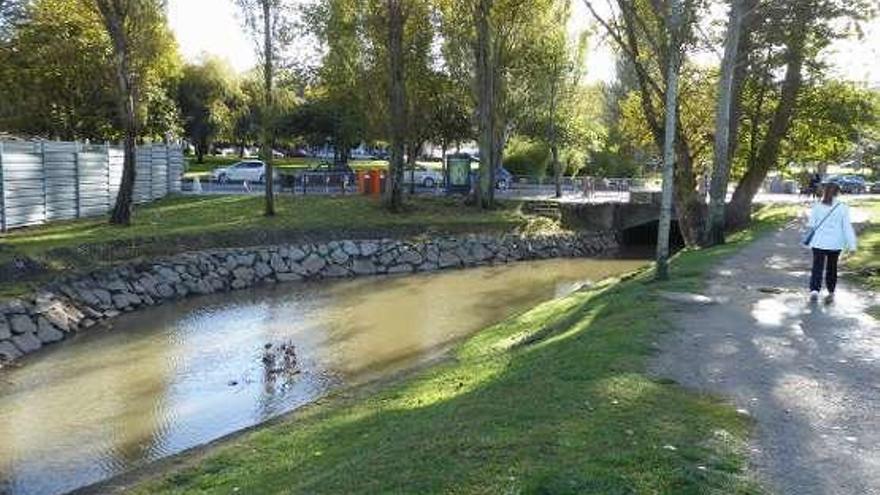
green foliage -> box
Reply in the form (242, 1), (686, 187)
(783, 81), (879, 166)
(177, 57), (242, 160)
(0, 0), (180, 140)
(503, 137), (550, 177)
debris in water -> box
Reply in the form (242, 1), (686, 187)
(262, 340), (300, 379)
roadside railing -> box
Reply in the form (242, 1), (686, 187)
(182, 173), (662, 202)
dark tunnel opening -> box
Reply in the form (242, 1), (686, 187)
(619, 220), (686, 258)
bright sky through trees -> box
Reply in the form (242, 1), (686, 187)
(167, 0), (878, 85)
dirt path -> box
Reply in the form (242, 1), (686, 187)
(652, 215), (880, 495)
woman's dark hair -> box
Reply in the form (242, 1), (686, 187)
(822, 183), (839, 205)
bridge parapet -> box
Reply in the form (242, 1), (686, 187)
(560, 200), (664, 232)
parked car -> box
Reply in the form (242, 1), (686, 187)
(298, 161), (357, 186)
(870, 181), (880, 194)
(403, 165), (444, 188)
(289, 148), (310, 158)
(468, 165), (513, 190)
(830, 174), (867, 194)
(495, 166), (513, 190)
(212, 160), (277, 184)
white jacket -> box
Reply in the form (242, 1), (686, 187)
(808, 200), (857, 251)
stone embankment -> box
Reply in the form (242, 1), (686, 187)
(0, 231), (617, 365)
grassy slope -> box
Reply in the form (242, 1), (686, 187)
(849, 200), (880, 290)
(130, 207), (794, 495)
(0, 195), (533, 297)
(848, 200), (880, 318)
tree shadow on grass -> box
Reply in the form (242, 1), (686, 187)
(137, 263), (763, 495)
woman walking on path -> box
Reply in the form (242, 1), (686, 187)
(806, 180), (858, 302)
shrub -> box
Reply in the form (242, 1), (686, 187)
(503, 137), (550, 177)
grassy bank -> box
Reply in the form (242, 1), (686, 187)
(848, 200), (880, 318)
(123, 207), (792, 495)
(0, 195), (538, 297)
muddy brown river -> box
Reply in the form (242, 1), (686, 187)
(0, 258), (646, 495)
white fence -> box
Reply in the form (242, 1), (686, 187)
(0, 141), (183, 231)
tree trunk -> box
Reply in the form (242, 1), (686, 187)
(656, 0), (682, 281)
(727, 28), (805, 229)
(550, 76), (561, 198)
(384, 0), (406, 212)
(407, 141), (419, 195)
(474, 0), (497, 209)
(261, 0), (275, 217)
(196, 141), (205, 164)
(706, 0), (745, 245)
(97, 2), (137, 226)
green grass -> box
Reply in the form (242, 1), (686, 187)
(848, 199), (880, 290)
(0, 195), (534, 297)
(128, 207), (793, 495)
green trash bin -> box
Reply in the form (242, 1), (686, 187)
(445, 154), (472, 194)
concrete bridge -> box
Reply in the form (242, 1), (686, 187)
(560, 201), (667, 232)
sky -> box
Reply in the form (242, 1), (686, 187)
(169, 0), (880, 87)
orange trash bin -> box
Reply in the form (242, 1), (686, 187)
(371, 168), (382, 197)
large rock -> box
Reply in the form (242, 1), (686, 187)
(92, 288), (113, 309)
(330, 249), (349, 264)
(155, 266), (181, 285)
(9, 314), (36, 335)
(254, 262), (273, 279)
(301, 254), (326, 275)
(388, 264), (413, 274)
(324, 265), (350, 278)
(156, 283), (176, 299)
(232, 266), (255, 283)
(360, 241), (379, 257)
(276, 272), (303, 283)
(0, 316), (10, 340)
(112, 292), (141, 310)
(352, 259), (376, 275)
(270, 253), (288, 273)
(11, 332), (41, 353)
(439, 252), (461, 268)
(0, 340), (23, 361)
(236, 253), (256, 267)
(342, 240), (359, 256)
(36, 317), (64, 344)
(288, 247), (307, 262)
(398, 249), (423, 265)
(0, 299), (28, 314)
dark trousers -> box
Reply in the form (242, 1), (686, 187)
(810, 248), (841, 293)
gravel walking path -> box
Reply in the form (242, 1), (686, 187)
(652, 216), (880, 495)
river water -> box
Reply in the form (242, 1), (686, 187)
(0, 258), (646, 495)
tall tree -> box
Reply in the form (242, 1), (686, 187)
(91, 0), (173, 225)
(585, 0), (707, 246)
(724, 0), (873, 227)
(385, 0), (407, 211)
(656, 0), (683, 280)
(705, 0), (750, 245)
(236, 0), (294, 217)
(177, 57), (240, 163)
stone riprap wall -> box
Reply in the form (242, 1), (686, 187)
(0, 231), (618, 365)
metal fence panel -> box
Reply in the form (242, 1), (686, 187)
(0, 141), (184, 231)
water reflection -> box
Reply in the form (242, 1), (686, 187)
(0, 257), (645, 495)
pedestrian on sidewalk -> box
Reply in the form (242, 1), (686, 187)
(805, 180), (857, 302)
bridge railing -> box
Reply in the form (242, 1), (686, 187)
(500, 176), (661, 202)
